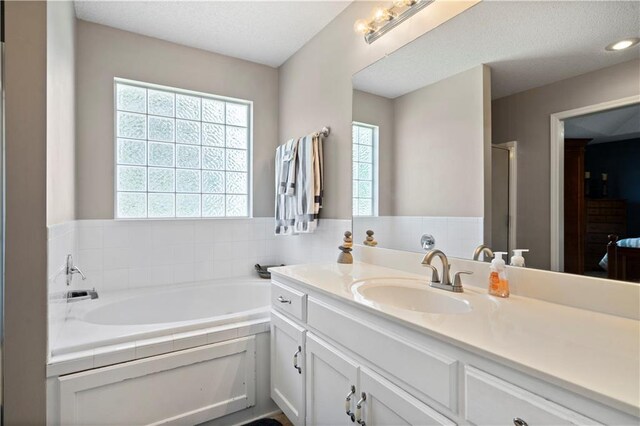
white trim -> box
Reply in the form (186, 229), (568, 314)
(549, 95), (640, 271)
(493, 141), (517, 253)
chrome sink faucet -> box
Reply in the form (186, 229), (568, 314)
(472, 244), (494, 262)
(421, 249), (472, 293)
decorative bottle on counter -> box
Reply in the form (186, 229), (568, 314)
(488, 252), (509, 298)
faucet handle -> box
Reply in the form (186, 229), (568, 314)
(453, 271), (473, 287)
(423, 264), (440, 283)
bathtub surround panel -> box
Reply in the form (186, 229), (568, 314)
(353, 216), (483, 259)
(76, 20), (279, 219)
(56, 336), (259, 425)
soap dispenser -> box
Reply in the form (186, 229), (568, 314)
(488, 252), (509, 298)
(510, 249), (529, 267)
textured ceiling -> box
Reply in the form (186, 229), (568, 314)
(353, 1), (640, 99)
(74, 1), (352, 67)
(565, 104), (640, 145)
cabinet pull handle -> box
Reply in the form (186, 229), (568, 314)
(293, 346), (302, 374)
(278, 296), (292, 304)
(345, 385), (356, 422)
(513, 418), (528, 426)
(355, 392), (367, 426)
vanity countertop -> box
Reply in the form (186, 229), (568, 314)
(270, 262), (640, 416)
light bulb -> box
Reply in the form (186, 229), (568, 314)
(393, 0), (416, 7)
(353, 19), (373, 35)
(372, 6), (393, 23)
(605, 38), (640, 51)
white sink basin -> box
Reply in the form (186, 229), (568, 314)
(352, 278), (472, 314)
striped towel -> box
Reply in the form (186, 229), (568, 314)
(274, 133), (324, 235)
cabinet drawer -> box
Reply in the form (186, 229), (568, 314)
(464, 366), (601, 425)
(271, 281), (307, 322)
(307, 297), (458, 412)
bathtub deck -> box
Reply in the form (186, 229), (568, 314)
(48, 277), (270, 377)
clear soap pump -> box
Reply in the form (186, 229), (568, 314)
(489, 252), (509, 298)
(510, 249), (529, 267)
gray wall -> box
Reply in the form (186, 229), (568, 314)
(76, 20), (279, 219)
(492, 59), (640, 269)
(279, 1), (479, 219)
(352, 89), (395, 216)
(353, 65), (490, 220)
(5, 1), (48, 423)
(393, 65), (489, 217)
(47, 1), (76, 225)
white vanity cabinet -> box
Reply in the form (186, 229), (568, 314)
(305, 333), (359, 425)
(270, 276), (637, 426)
(270, 310), (306, 425)
(359, 368), (456, 426)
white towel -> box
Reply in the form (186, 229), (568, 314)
(274, 133), (324, 235)
(275, 140), (299, 235)
(294, 135), (316, 233)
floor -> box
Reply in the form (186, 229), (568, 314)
(272, 413), (293, 426)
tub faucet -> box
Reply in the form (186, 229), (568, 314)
(421, 249), (471, 293)
(66, 288), (99, 303)
(472, 244), (494, 262)
(66, 254), (86, 286)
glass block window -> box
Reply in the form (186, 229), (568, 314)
(115, 79), (252, 218)
(352, 122), (378, 217)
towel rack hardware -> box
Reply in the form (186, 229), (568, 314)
(316, 126), (331, 138)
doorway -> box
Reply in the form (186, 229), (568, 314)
(550, 96), (640, 273)
(491, 142), (517, 254)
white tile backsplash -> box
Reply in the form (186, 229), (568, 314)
(50, 217), (351, 296)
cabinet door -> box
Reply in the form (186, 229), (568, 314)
(306, 333), (359, 426)
(464, 366), (601, 426)
(359, 368), (455, 426)
(271, 310), (306, 425)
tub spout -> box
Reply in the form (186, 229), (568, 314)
(67, 288), (99, 303)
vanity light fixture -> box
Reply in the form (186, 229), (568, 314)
(605, 37), (640, 51)
(354, 0), (435, 44)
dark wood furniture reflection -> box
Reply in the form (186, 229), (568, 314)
(564, 139), (589, 274)
(585, 199), (627, 271)
(607, 235), (640, 282)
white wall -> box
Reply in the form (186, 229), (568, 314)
(47, 1), (76, 225)
(492, 59), (640, 269)
(393, 65), (489, 217)
(76, 20), (280, 219)
(279, 1), (480, 219)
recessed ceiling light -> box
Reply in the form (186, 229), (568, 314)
(605, 38), (640, 51)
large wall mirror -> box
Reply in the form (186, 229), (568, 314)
(351, 1), (640, 282)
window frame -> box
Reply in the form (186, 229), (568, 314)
(352, 121), (379, 217)
(113, 77), (254, 220)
